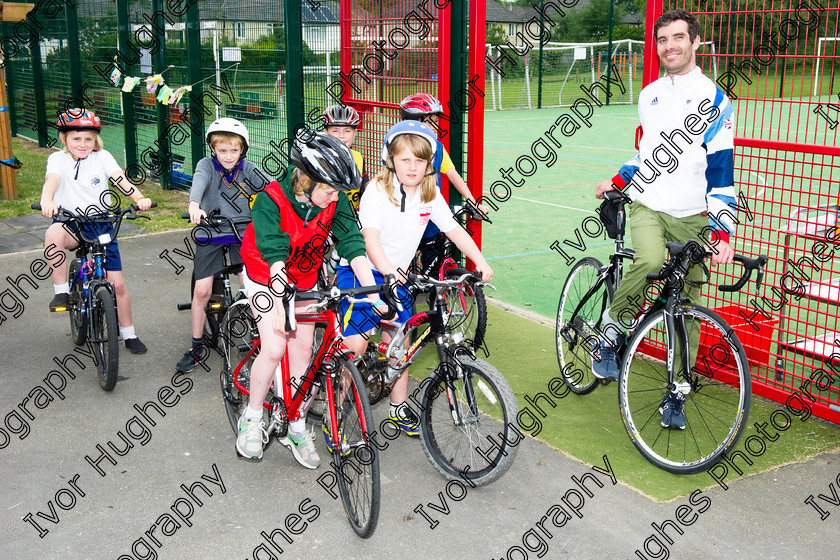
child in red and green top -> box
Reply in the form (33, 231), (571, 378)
(237, 132), (382, 468)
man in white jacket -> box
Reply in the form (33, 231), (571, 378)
(592, 9), (737, 410)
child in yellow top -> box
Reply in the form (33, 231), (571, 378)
(322, 104), (369, 210)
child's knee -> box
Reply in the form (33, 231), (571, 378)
(44, 223), (70, 247)
(192, 279), (213, 302)
(111, 275), (128, 296)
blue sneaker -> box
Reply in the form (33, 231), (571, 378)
(389, 406), (420, 437)
(659, 393), (686, 430)
(591, 341), (620, 381)
(659, 394), (674, 428)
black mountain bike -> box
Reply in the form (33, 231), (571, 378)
(355, 271), (519, 486)
(177, 211), (250, 356)
(555, 194), (768, 473)
(33, 203), (155, 391)
(410, 205), (491, 350)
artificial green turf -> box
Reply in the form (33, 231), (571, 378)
(414, 304), (840, 502)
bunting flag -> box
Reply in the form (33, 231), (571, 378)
(157, 84), (174, 104)
(109, 66), (122, 87)
(145, 74), (163, 94)
(121, 76), (141, 93)
(169, 86), (192, 105)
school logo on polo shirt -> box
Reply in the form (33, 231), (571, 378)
(420, 206), (432, 225)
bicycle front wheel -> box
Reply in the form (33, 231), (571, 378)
(443, 267), (487, 350)
(326, 354), (380, 538)
(419, 355), (519, 487)
(220, 303), (257, 436)
(92, 287), (119, 391)
(618, 305), (751, 474)
(556, 257), (611, 394)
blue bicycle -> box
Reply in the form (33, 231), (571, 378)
(33, 203), (154, 391)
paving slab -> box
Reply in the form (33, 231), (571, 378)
(0, 231), (837, 560)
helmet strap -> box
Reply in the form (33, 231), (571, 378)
(302, 185), (316, 227)
(399, 182), (407, 213)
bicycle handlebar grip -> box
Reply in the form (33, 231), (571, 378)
(31, 204), (42, 210)
(181, 213), (191, 219)
(150, 202), (158, 208)
(603, 190), (629, 204)
(176, 303), (192, 311)
(377, 274), (400, 321)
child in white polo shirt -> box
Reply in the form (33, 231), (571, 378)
(335, 120), (493, 436)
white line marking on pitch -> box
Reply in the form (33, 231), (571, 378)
(510, 196), (598, 214)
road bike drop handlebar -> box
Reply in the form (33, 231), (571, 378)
(32, 203), (157, 244)
(181, 210), (249, 244)
(646, 240), (768, 295)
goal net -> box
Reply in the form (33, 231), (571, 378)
(486, 39), (645, 110)
(486, 39), (719, 110)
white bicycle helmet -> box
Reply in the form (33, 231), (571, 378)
(206, 118), (250, 158)
(381, 121), (437, 166)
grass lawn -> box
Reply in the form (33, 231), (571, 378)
(0, 138), (192, 234)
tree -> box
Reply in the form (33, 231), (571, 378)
(486, 25), (508, 46)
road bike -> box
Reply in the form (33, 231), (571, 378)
(219, 281), (401, 538)
(354, 271), (519, 486)
(33, 203), (155, 391)
(555, 193), (768, 473)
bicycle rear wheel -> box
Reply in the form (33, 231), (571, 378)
(556, 257), (611, 394)
(220, 303), (257, 436)
(326, 355), (380, 538)
(443, 268), (487, 350)
(92, 286), (119, 391)
(68, 259), (87, 345)
(418, 355), (519, 487)
(618, 305), (751, 474)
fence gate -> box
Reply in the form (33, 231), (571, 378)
(338, 0), (486, 249)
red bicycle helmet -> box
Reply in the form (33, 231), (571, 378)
(56, 109), (101, 133)
(399, 93), (443, 120)
(323, 104), (361, 128)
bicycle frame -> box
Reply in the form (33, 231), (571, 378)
(72, 245), (115, 341)
(230, 304), (371, 450)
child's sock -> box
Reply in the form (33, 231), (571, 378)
(245, 405), (262, 420)
(191, 337), (203, 349)
(120, 325), (136, 340)
(390, 401), (405, 418)
(289, 419), (306, 434)
(54, 283), (69, 295)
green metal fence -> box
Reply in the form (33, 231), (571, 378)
(6, 0), (341, 191)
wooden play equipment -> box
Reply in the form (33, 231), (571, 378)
(0, 2), (35, 200)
